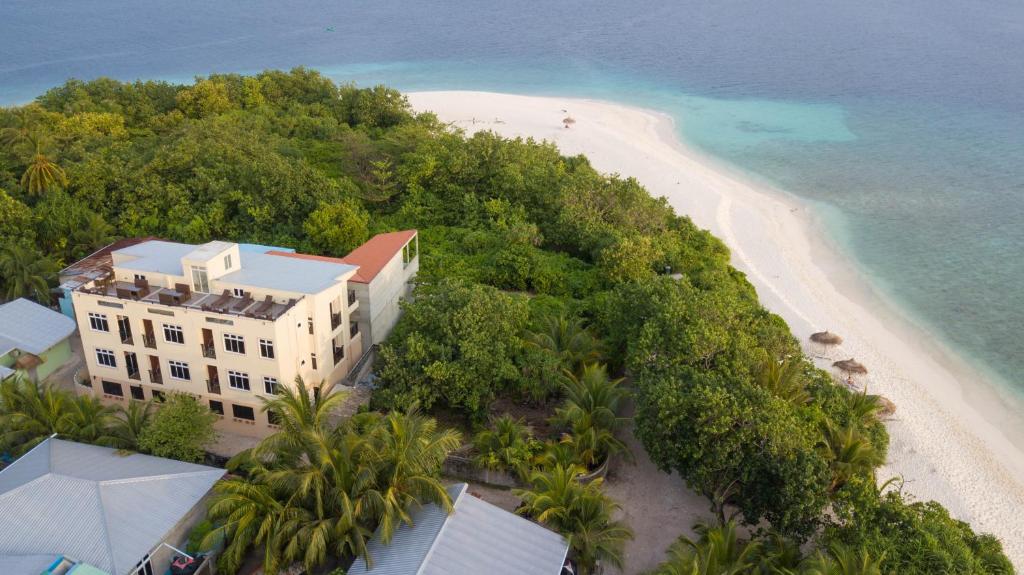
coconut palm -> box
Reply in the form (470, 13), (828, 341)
(0, 376), (72, 454)
(799, 542), (884, 575)
(555, 363), (628, 433)
(251, 377), (350, 463)
(203, 476), (289, 574)
(650, 520), (761, 575)
(515, 464), (631, 575)
(560, 420), (628, 469)
(755, 351), (810, 406)
(65, 394), (119, 445)
(819, 422), (885, 492)
(0, 243), (57, 302)
(473, 414), (536, 472)
(844, 389), (884, 428)
(362, 406), (462, 544)
(68, 211), (114, 260)
(20, 139), (67, 196)
(565, 489), (633, 575)
(107, 399), (155, 450)
(525, 313), (604, 374)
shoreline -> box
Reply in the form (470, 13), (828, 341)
(407, 90), (1024, 564)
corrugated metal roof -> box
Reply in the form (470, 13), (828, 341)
(0, 299), (76, 356)
(0, 364), (15, 379)
(349, 483), (569, 575)
(0, 438), (224, 575)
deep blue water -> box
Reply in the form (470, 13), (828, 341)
(2, 0), (1023, 394)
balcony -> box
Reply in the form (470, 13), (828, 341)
(333, 346), (344, 365)
(148, 369), (163, 384)
(348, 290), (357, 306)
(349, 322), (359, 338)
(331, 312), (342, 330)
(127, 369), (141, 381)
(119, 332), (134, 345)
(206, 379), (221, 395)
(142, 334), (157, 349)
(201, 344), (216, 359)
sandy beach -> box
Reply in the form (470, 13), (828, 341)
(408, 91), (1024, 565)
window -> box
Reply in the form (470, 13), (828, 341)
(151, 389), (165, 402)
(232, 288), (244, 297)
(232, 404), (255, 421)
(308, 317), (314, 335)
(263, 376), (280, 395)
(209, 400), (224, 415)
(259, 339), (275, 359)
(311, 354), (317, 370)
(134, 274), (146, 281)
(130, 385), (145, 400)
(96, 348), (117, 368)
(268, 410), (281, 426)
(88, 312), (110, 332)
(228, 370), (250, 391)
(168, 360), (190, 381)
(224, 254), (232, 269)
(101, 380), (123, 397)
(163, 324), (184, 344)
(223, 334), (245, 354)
(206, 317), (233, 326)
(191, 266), (209, 293)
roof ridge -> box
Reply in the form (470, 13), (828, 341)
(97, 468), (225, 486)
(415, 483), (467, 575)
(95, 476), (123, 574)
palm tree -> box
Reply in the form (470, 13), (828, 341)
(0, 243), (57, 303)
(560, 421), (628, 469)
(799, 542), (884, 575)
(555, 363), (628, 433)
(515, 464), (632, 575)
(362, 406), (462, 544)
(68, 211), (114, 260)
(755, 352), (810, 406)
(819, 422), (885, 492)
(250, 377), (350, 463)
(203, 476), (289, 574)
(525, 314), (604, 375)
(20, 139), (67, 197)
(650, 520), (761, 575)
(843, 390), (883, 428)
(65, 394), (118, 445)
(0, 376), (72, 454)
(107, 399), (154, 450)
(473, 414), (535, 472)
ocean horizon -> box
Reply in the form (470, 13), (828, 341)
(2, 0), (1023, 408)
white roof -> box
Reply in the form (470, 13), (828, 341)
(0, 438), (224, 575)
(0, 299), (76, 356)
(111, 241), (356, 295)
(349, 483), (569, 575)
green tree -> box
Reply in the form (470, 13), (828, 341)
(107, 399), (155, 451)
(373, 278), (528, 419)
(818, 422), (884, 493)
(303, 199), (370, 256)
(649, 520), (761, 575)
(176, 79), (232, 118)
(515, 464), (632, 575)
(0, 376), (73, 454)
(473, 414), (540, 473)
(755, 351), (810, 406)
(20, 140), (68, 196)
(799, 542), (884, 575)
(524, 313), (604, 375)
(137, 393), (217, 462)
(0, 242), (57, 302)
(0, 189), (35, 246)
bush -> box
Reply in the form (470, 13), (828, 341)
(137, 393), (217, 462)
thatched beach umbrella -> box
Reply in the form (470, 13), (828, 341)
(810, 330), (843, 355)
(833, 358), (868, 375)
(562, 116), (576, 128)
(877, 396), (897, 418)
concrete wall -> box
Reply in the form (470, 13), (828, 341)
(353, 237), (419, 354)
(0, 338), (72, 383)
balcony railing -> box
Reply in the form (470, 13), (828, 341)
(331, 312), (341, 330)
(201, 344), (216, 359)
(207, 379), (221, 394)
(120, 332), (134, 345)
(348, 290), (357, 306)
(148, 369), (163, 384)
(333, 346), (344, 365)
(142, 334), (157, 349)
(127, 369), (141, 381)
(350, 323), (359, 338)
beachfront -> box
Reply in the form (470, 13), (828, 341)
(407, 91), (1024, 565)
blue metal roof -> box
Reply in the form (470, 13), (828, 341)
(0, 299), (76, 356)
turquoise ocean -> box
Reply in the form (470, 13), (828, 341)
(2, 0), (1023, 398)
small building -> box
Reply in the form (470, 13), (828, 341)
(0, 437), (225, 575)
(348, 483), (569, 575)
(268, 229), (418, 355)
(0, 298), (77, 382)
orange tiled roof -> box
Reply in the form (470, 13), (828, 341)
(267, 230), (416, 284)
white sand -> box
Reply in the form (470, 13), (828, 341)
(408, 91), (1024, 565)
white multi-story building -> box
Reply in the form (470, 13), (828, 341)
(71, 231), (417, 437)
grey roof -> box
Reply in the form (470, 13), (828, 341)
(112, 240), (356, 295)
(0, 299), (76, 356)
(0, 554), (62, 575)
(0, 364), (14, 379)
(349, 483), (569, 575)
(219, 251), (356, 294)
(0, 438), (224, 575)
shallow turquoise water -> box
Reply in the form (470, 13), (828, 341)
(1, 0), (1022, 397)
